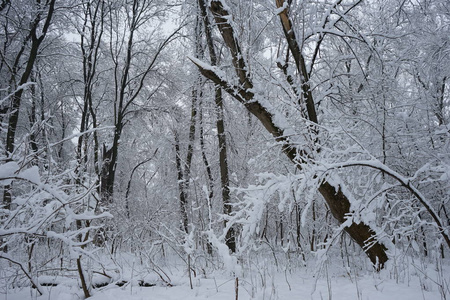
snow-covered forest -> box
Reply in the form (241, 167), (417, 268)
(0, 0), (449, 299)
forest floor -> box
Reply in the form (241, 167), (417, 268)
(1, 253), (447, 300)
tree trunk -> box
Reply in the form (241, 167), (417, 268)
(174, 132), (190, 234)
(198, 0), (235, 253)
(100, 141), (116, 205)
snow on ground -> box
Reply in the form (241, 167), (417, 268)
(86, 273), (443, 300)
(0, 264), (446, 300)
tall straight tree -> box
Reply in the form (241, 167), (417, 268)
(198, 0), (235, 252)
(75, 0), (105, 185)
(174, 11), (202, 233)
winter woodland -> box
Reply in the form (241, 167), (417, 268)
(0, 0), (449, 299)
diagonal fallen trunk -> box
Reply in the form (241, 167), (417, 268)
(191, 0), (389, 269)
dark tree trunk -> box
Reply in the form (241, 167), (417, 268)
(198, 0), (236, 252)
(174, 132), (190, 234)
(318, 182), (388, 267)
(28, 72), (38, 155)
(100, 141), (116, 205)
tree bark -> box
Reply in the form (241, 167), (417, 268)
(199, 0), (235, 252)
(174, 132), (190, 234)
(275, 0), (318, 124)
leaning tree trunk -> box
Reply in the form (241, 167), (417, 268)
(191, 0), (388, 269)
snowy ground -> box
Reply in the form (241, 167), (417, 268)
(1, 258), (447, 300)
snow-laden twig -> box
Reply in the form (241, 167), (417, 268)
(318, 159), (450, 248)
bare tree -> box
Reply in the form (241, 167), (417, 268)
(101, 0), (180, 205)
(191, 0), (389, 268)
(1, 0), (56, 230)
